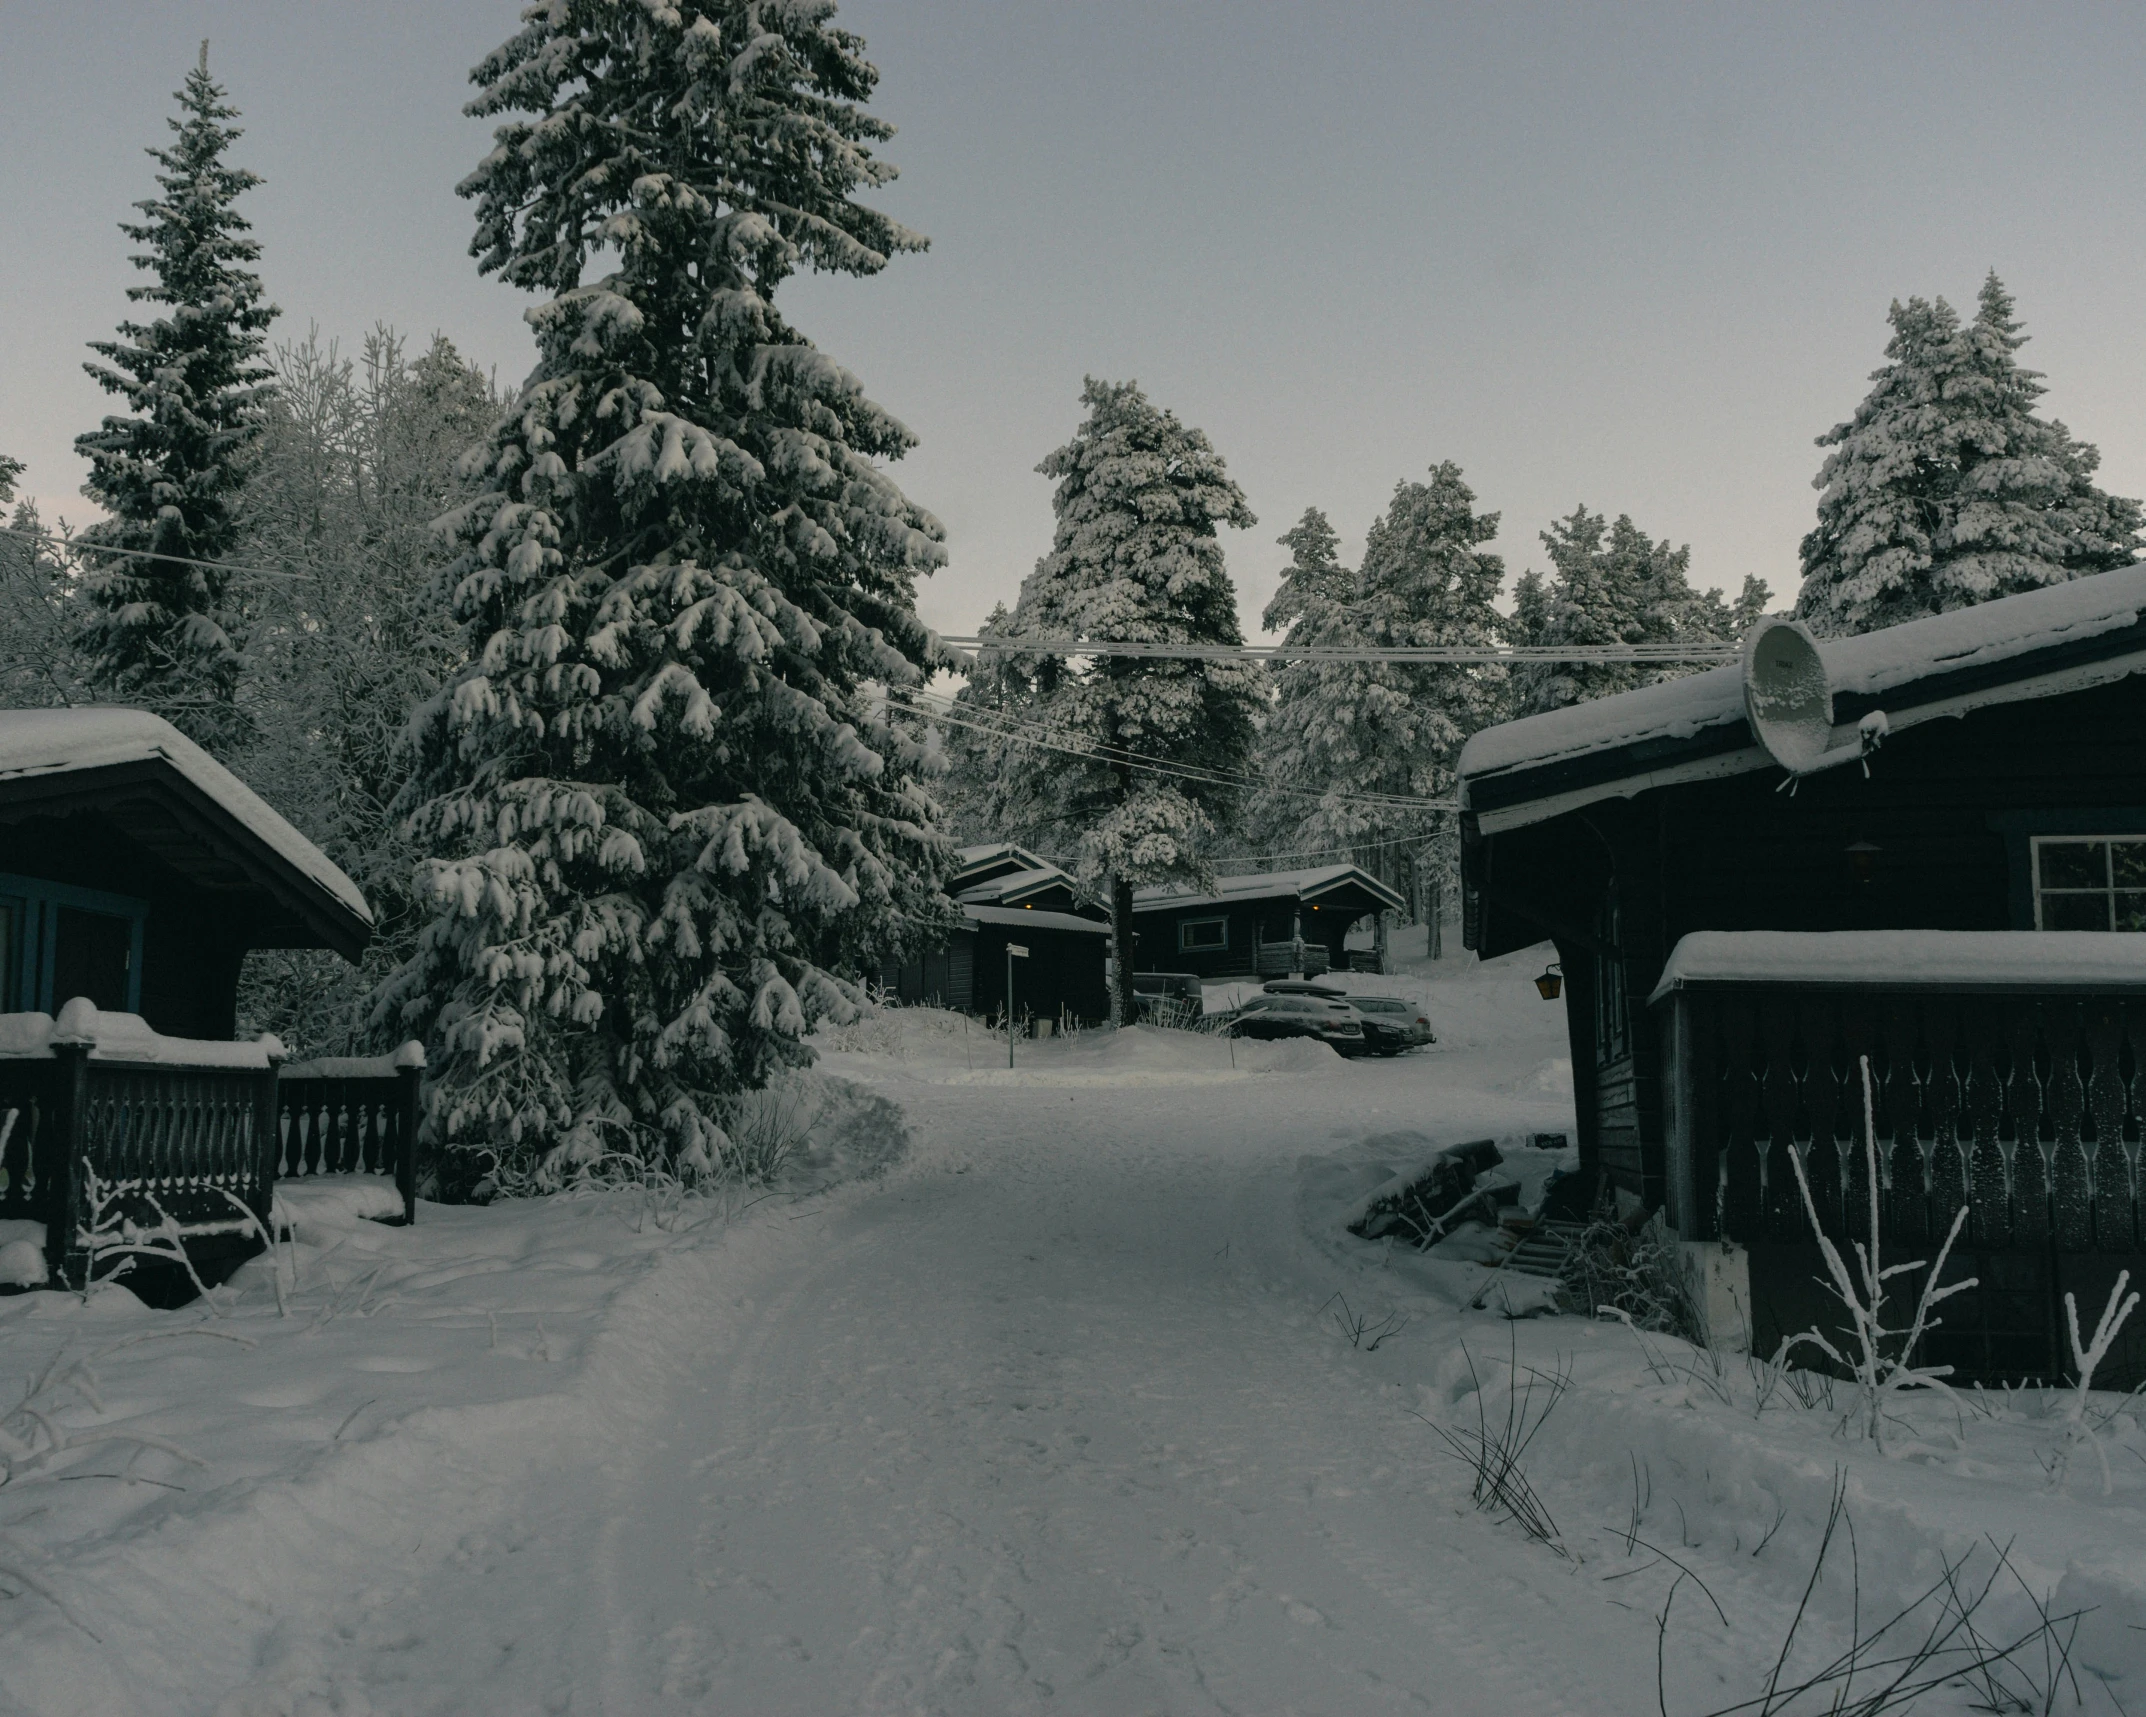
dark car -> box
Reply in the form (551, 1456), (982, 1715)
(1346, 994), (1435, 1053)
(1131, 971), (1203, 1026)
(1229, 994), (1365, 1052)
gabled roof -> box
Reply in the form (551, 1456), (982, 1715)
(960, 904), (1112, 936)
(1132, 864), (1405, 915)
(1459, 565), (2146, 834)
(955, 865), (1074, 907)
(949, 842), (1056, 892)
(0, 708), (373, 959)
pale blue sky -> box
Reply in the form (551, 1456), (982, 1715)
(4, 2), (2144, 638)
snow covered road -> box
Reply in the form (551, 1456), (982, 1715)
(559, 1064), (1625, 1716)
(11, 952), (2138, 1716)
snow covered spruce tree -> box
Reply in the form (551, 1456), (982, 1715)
(989, 379), (1260, 1024)
(379, 2), (950, 1186)
(1795, 274), (2140, 635)
(1252, 465), (1506, 929)
(1508, 506), (1766, 715)
(75, 44), (276, 745)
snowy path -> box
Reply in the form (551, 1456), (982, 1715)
(10, 962), (2142, 1716)
(248, 1038), (1632, 1717)
(570, 1075), (1639, 1715)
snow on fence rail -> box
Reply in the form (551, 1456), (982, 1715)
(0, 1004), (422, 1290)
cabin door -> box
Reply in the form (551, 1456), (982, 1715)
(53, 907), (133, 1013)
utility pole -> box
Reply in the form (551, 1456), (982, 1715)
(1006, 942), (1029, 1068)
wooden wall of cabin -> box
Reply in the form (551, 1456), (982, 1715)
(0, 811), (249, 1039)
(1484, 672), (2146, 1213)
(969, 923), (1108, 1024)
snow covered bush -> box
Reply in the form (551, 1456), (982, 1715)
(377, 1), (954, 1186)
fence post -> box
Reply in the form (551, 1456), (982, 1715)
(46, 1041), (89, 1290)
(393, 1041), (425, 1225)
(255, 1039), (285, 1254)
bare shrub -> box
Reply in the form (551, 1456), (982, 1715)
(1561, 1209), (1703, 1342)
(1416, 1334), (1572, 1558)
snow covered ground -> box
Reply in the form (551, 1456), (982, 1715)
(1, 942), (2141, 1715)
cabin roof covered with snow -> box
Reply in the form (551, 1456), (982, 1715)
(1649, 929), (2146, 1003)
(1132, 864), (1405, 915)
(1459, 565), (2146, 834)
(0, 707), (373, 957)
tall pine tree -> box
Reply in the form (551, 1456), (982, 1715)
(1252, 464), (1506, 921)
(1510, 506), (1766, 715)
(379, 2), (950, 1185)
(1795, 275), (2140, 634)
(76, 44), (276, 740)
(988, 378), (1261, 1024)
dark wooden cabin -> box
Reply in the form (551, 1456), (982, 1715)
(1458, 570), (2146, 1382)
(877, 844), (1111, 1026)
(1130, 866), (1404, 981)
(0, 708), (373, 1037)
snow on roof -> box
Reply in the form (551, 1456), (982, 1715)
(1461, 564), (2146, 799)
(0, 707), (372, 926)
(1649, 930), (2146, 1004)
(956, 865), (1073, 905)
(960, 904), (1111, 936)
(1133, 865), (1405, 913)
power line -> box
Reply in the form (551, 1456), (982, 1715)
(0, 522), (325, 584)
(939, 633), (1737, 665)
(888, 686), (1452, 814)
(0, 525), (1748, 664)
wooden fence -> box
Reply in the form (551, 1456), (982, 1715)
(0, 1043), (421, 1292)
(1656, 980), (2146, 1383)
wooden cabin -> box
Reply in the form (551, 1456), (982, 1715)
(876, 844), (1111, 1026)
(0, 709), (407, 1295)
(0, 707), (372, 1037)
(1130, 866), (1404, 981)
(1458, 569), (2146, 1383)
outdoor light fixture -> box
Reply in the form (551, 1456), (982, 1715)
(1534, 963), (1563, 1001)
(1845, 838), (1881, 883)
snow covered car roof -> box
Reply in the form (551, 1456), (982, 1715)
(1133, 864), (1405, 914)
(1460, 564), (2146, 833)
(1648, 929), (2146, 1004)
(0, 707), (373, 955)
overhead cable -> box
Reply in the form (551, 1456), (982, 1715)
(938, 633), (1736, 665)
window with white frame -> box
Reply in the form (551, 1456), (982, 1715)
(2031, 836), (2146, 931)
(1178, 916), (1228, 952)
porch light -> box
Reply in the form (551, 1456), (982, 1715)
(1845, 838), (1881, 883)
(1534, 963), (1563, 1001)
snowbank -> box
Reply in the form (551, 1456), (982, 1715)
(0, 1217), (46, 1286)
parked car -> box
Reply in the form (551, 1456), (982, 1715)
(1346, 994), (1435, 1053)
(1228, 994), (1365, 1052)
(1261, 978), (1350, 999)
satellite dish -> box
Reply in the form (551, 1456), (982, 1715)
(1741, 617), (1834, 773)
(1740, 616), (1889, 780)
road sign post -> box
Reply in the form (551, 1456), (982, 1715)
(1006, 943), (1029, 1068)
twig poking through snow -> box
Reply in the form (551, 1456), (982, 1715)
(2048, 1270), (2139, 1497)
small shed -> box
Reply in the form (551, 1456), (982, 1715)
(1130, 866), (1405, 981)
(1458, 568), (2146, 1382)
(0, 708), (373, 1038)
(877, 844), (1111, 1025)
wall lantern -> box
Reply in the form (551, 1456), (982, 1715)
(1534, 963), (1564, 1001)
(1845, 837), (1882, 883)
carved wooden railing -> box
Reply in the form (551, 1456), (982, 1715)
(1253, 940), (1331, 977)
(1658, 984), (2146, 1255)
(274, 1046), (423, 1226)
(0, 1006), (425, 1292)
